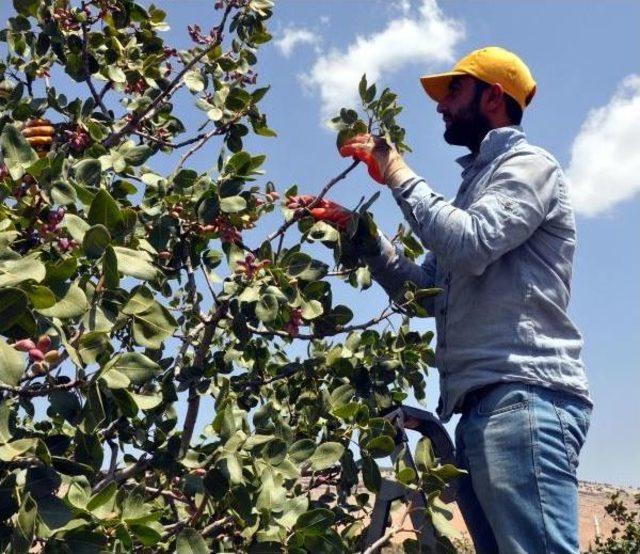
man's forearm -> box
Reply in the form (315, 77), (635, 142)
(360, 231), (437, 314)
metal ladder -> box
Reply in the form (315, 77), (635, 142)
(363, 405), (457, 553)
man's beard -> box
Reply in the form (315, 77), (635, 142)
(443, 101), (492, 152)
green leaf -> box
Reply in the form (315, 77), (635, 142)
(219, 195), (247, 213)
(104, 352), (161, 385)
(26, 285), (56, 309)
(63, 213), (90, 243)
(0, 438), (37, 461)
(0, 123), (38, 180)
(0, 287), (28, 331)
(75, 158), (103, 188)
(79, 331), (113, 365)
(225, 88), (251, 111)
(51, 179), (78, 205)
(131, 302), (178, 349)
(38, 281), (88, 319)
(100, 367), (130, 389)
(256, 469), (286, 511)
(358, 74), (368, 102)
(329, 384), (354, 409)
(176, 528), (208, 554)
(130, 392), (162, 411)
(255, 294), (278, 323)
(289, 439), (316, 463)
(301, 299), (323, 320)
(13, 0), (40, 17)
(184, 70), (205, 92)
(122, 286), (155, 316)
(123, 145), (152, 166)
(0, 338), (24, 386)
(83, 224), (111, 259)
(207, 107), (223, 121)
(294, 508), (335, 537)
(88, 189), (122, 231)
(103, 245), (119, 289)
(107, 66), (126, 83)
(362, 455), (381, 492)
(86, 481), (117, 511)
(365, 435), (395, 458)
(309, 442), (345, 471)
(113, 247), (158, 280)
(0, 255), (46, 287)
(415, 437), (436, 472)
(429, 463), (467, 481)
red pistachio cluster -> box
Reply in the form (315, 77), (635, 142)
(254, 190), (280, 208)
(187, 24), (222, 45)
(224, 69), (258, 86)
(14, 335), (60, 375)
(235, 252), (271, 280)
(52, 7), (84, 31)
(215, 0), (250, 9)
(36, 207), (78, 252)
(283, 307), (303, 337)
(124, 78), (148, 96)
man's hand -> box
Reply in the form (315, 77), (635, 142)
(285, 195), (353, 231)
(286, 194), (382, 257)
(339, 134), (409, 185)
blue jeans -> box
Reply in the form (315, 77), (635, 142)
(454, 382), (592, 553)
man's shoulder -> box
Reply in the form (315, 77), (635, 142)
(505, 141), (562, 171)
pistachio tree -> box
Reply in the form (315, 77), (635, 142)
(0, 1), (460, 551)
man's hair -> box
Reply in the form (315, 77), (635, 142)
(472, 78), (523, 125)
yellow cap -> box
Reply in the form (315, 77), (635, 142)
(420, 46), (537, 110)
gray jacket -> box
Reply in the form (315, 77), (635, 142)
(364, 125), (591, 421)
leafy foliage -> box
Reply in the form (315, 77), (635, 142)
(588, 491), (640, 553)
(0, 0), (456, 551)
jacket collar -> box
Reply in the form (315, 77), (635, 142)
(455, 125), (526, 172)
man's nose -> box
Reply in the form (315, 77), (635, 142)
(436, 101), (446, 115)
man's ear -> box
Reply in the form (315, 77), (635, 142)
(482, 82), (505, 115)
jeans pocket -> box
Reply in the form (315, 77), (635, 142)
(476, 385), (528, 417)
(553, 397), (590, 473)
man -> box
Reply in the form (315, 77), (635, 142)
(288, 47), (592, 553)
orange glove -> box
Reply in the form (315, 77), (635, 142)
(285, 195), (353, 232)
(339, 133), (408, 185)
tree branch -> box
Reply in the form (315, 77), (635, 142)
(361, 501), (414, 554)
(242, 302), (398, 342)
(103, 5), (233, 148)
(179, 300), (229, 456)
(266, 159), (360, 256)
(82, 24), (112, 120)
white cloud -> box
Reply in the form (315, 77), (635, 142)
(299, 0), (465, 125)
(566, 74), (640, 217)
(274, 28), (320, 58)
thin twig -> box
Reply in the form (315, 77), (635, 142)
(82, 24), (112, 119)
(132, 129), (209, 149)
(361, 501), (414, 554)
(267, 159), (360, 257)
(241, 302), (398, 342)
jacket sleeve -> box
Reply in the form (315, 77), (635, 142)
(389, 151), (559, 276)
(361, 230), (437, 315)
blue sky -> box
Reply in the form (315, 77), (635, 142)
(2, 0), (638, 487)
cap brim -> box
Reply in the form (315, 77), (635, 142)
(419, 71), (467, 103)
